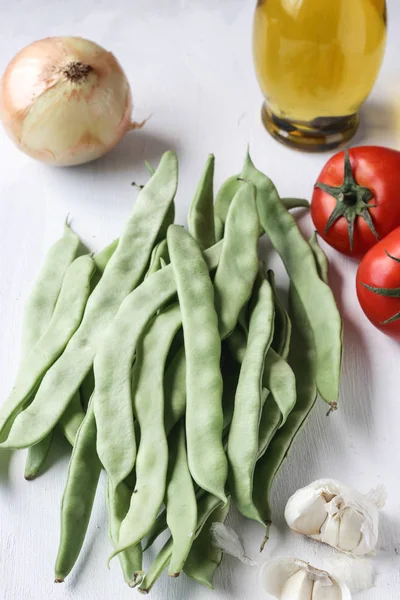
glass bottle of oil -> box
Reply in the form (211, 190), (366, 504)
(253, 0), (387, 151)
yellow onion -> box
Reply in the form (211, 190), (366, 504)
(0, 36), (139, 166)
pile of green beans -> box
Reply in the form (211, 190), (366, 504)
(0, 150), (342, 592)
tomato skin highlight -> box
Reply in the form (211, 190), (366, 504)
(311, 146), (400, 260)
(357, 226), (400, 341)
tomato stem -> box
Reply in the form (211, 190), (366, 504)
(315, 150), (378, 252)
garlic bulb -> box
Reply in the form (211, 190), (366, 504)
(0, 36), (138, 166)
(285, 479), (386, 556)
(260, 558), (352, 600)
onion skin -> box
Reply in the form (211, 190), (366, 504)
(0, 36), (133, 166)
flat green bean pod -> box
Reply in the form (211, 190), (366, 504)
(168, 225), (227, 503)
(262, 348), (296, 425)
(183, 499), (230, 589)
(214, 174), (309, 226)
(22, 223), (81, 479)
(54, 404), (101, 582)
(214, 216), (224, 243)
(241, 151), (342, 407)
(227, 277), (274, 524)
(253, 284), (318, 550)
(257, 394), (282, 460)
(214, 182), (260, 339)
(0, 255), (95, 443)
(95, 300), (180, 489)
(139, 493), (224, 593)
(188, 154), (215, 250)
(145, 239), (169, 279)
(92, 239), (118, 273)
(163, 346), (187, 435)
(165, 422), (197, 577)
(20, 222), (80, 358)
(309, 231), (329, 284)
(214, 175), (243, 225)
(106, 478), (143, 587)
(24, 433), (54, 480)
(267, 270), (292, 360)
(1, 153), (181, 448)
(59, 390), (85, 446)
(110, 306), (182, 556)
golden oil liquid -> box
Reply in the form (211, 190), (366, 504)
(253, 0), (387, 150)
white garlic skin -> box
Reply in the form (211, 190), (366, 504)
(260, 558), (351, 600)
(284, 479), (384, 556)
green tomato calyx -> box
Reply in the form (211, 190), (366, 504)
(315, 150), (378, 252)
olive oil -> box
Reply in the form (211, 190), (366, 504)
(253, 0), (387, 150)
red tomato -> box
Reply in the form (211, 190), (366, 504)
(356, 227), (400, 340)
(311, 146), (400, 260)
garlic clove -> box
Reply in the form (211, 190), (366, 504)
(260, 558), (352, 600)
(338, 508), (363, 552)
(320, 513), (340, 548)
(312, 578), (343, 600)
(259, 557), (301, 596)
(285, 489), (328, 535)
(281, 569), (313, 599)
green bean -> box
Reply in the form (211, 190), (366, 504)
(0, 255), (95, 444)
(257, 394), (282, 460)
(168, 225), (227, 503)
(214, 174), (308, 226)
(1, 152), (180, 448)
(280, 197), (310, 210)
(226, 308), (295, 427)
(139, 538), (173, 594)
(92, 239), (118, 273)
(214, 182), (260, 339)
(257, 271), (294, 456)
(144, 396), (236, 556)
(59, 390), (85, 446)
(227, 277), (274, 524)
(262, 348), (296, 425)
(267, 270), (291, 359)
(145, 239), (169, 279)
(165, 422), (197, 577)
(80, 368), (95, 412)
(214, 216), (224, 243)
(309, 231), (329, 284)
(188, 155), (215, 250)
(54, 403), (101, 582)
(241, 151), (342, 407)
(106, 478), (143, 587)
(95, 295), (180, 489)
(24, 432), (54, 480)
(214, 175), (243, 225)
(164, 346), (187, 435)
(20, 222), (80, 358)
(109, 306), (182, 557)
(142, 349), (189, 554)
(253, 284), (318, 550)
(139, 493), (224, 593)
(22, 223), (81, 478)
(183, 499), (230, 589)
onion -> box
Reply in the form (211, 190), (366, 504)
(0, 36), (141, 166)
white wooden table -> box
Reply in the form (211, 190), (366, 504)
(1, 1), (399, 598)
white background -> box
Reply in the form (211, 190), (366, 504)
(0, 1), (399, 599)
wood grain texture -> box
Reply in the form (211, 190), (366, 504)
(1, 0), (400, 598)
